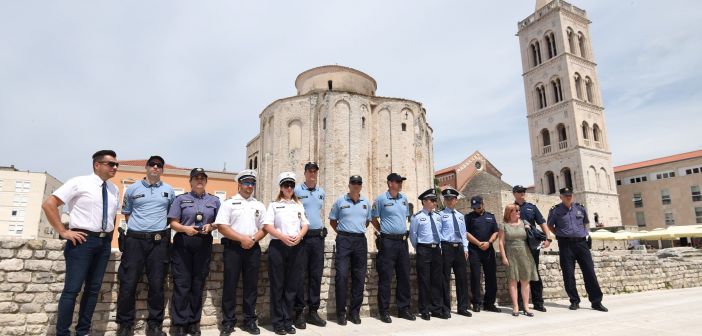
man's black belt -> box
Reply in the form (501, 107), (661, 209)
(381, 233), (407, 241)
(441, 241), (462, 248)
(73, 229), (113, 238)
(221, 238), (258, 246)
(557, 236), (586, 242)
(337, 231), (365, 238)
(305, 228), (328, 238)
(417, 242), (440, 248)
(126, 229), (170, 241)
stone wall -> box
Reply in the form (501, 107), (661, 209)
(1, 238), (701, 335)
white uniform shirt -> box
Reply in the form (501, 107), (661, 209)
(53, 173), (120, 232)
(214, 193), (266, 237)
(263, 199), (309, 239)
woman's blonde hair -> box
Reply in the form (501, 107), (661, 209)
(275, 188), (300, 203)
(502, 203), (520, 223)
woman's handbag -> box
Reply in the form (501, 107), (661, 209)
(524, 220), (547, 250)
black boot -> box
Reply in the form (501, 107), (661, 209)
(116, 324), (134, 336)
(306, 310), (327, 327)
(145, 322), (165, 336)
(187, 322), (202, 336)
(294, 311), (306, 329)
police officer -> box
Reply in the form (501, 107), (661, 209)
(329, 175), (371, 326)
(512, 185), (552, 312)
(372, 173), (415, 323)
(116, 156), (174, 336)
(293, 162), (327, 328)
(465, 195), (501, 313)
(263, 172), (310, 335)
(214, 170), (267, 335)
(168, 168), (221, 336)
(547, 187), (608, 312)
(410, 188), (446, 320)
(438, 188), (471, 318)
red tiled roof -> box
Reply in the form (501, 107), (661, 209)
(119, 160), (183, 170)
(614, 149), (702, 172)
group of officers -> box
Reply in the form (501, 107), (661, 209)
(44, 150), (607, 336)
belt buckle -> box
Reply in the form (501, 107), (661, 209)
(402, 236), (406, 241)
(154, 233), (162, 241)
(431, 244), (437, 248)
(98, 232), (107, 238)
(453, 243), (459, 247)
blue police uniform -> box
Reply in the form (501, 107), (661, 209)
(167, 191), (221, 330)
(516, 200), (547, 310)
(548, 201), (604, 307)
(410, 208), (444, 318)
(329, 193), (372, 320)
(439, 207), (470, 315)
(466, 210), (499, 309)
(372, 190), (413, 318)
(117, 179), (174, 329)
(293, 183), (327, 322)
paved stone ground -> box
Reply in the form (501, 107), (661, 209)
(183, 287), (702, 336)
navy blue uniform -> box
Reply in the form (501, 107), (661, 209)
(167, 192), (220, 328)
(465, 210), (499, 307)
(516, 201), (546, 309)
(548, 202), (603, 305)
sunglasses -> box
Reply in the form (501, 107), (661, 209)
(147, 162), (164, 168)
(241, 181), (256, 187)
(281, 183), (295, 189)
(98, 161), (119, 168)
(513, 209), (521, 213)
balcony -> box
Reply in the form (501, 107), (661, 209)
(558, 140), (568, 150)
(542, 145), (552, 154)
(583, 139), (590, 147)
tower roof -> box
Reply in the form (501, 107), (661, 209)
(536, 0), (550, 11)
(294, 65), (377, 96)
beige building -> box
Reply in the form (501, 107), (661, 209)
(614, 150), (702, 231)
(0, 166), (62, 239)
(517, 0), (622, 227)
(246, 65), (435, 224)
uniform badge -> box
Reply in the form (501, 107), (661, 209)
(362, 204), (367, 209)
(255, 210), (260, 217)
(162, 192), (169, 197)
(319, 195), (324, 200)
(196, 213), (204, 222)
(298, 212), (302, 219)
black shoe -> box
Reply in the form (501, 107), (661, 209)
(186, 323), (201, 336)
(242, 321), (261, 335)
(511, 311), (519, 317)
(337, 314), (347, 326)
(293, 311), (306, 329)
(116, 324), (134, 336)
(569, 302), (580, 310)
(285, 326), (296, 334)
(457, 309), (472, 317)
(379, 312), (392, 323)
(484, 305), (502, 313)
(592, 303), (609, 312)
(522, 310), (534, 317)
(533, 304), (547, 312)
(171, 326), (187, 336)
(146, 323), (165, 336)
(398, 310), (416, 321)
(274, 328), (287, 335)
(307, 310), (327, 327)
(219, 323), (235, 336)
(431, 311), (450, 319)
(472, 304), (481, 312)
(420, 313), (430, 320)
(348, 313), (361, 325)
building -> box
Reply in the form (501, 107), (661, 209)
(0, 166), (62, 239)
(614, 150), (702, 231)
(517, 0), (622, 227)
(111, 160), (239, 247)
(246, 65), (435, 227)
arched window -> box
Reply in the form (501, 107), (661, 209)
(574, 73), (583, 100)
(545, 32), (557, 58)
(578, 32), (587, 58)
(249, 159), (253, 169)
(581, 121), (590, 140)
(567, 27), (577, 55)
(545, 171), (556, 194)
(536, 84), (547, 109)
(362, 116), (366, 128)
(530, 40), (542, 67)
(322, 117), (327, 130)
(401, 123), (407, 131)
(541, 129), (551, 154)
(593, 123), (601, 142)
(557, 123), (567, 150)
(561, 167), (573, 190)
(254, 157), (258, 169)
(585, 77), (594, 103)
(551, 78), (563, 103)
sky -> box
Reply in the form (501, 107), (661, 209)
(1, 0), (701, 186)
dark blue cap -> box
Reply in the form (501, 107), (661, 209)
(470, 196), (483, 209)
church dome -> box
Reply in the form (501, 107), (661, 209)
(295, 65), (377, 96)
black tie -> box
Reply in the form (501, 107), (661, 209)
(101, 182), (108, 231)
(429, 214), (440, 243)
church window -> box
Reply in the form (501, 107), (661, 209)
(249, 159), (253, 169)
(545, 32), (557, 58)
(328, 80), (333, 91)
(323, 118), (326, 130)
(567, 28), (577, 55)
(585, 77), (594, 103)
(401, 123), (407, 131)
(561, 167), (573, 190)
(592, 123), (601, 142)
(574, 73), (583, 100)
(551, 78), (563, 103)
(536, 84), (547, 109)
(581, 121), (589, 140)
(545, 171), (556, 194)
(362, 116), (366, 128)
(578, 32), (588, 58)
(254, 157), (258, 169)
(541, 129), (551, 154)
(530, 40), (542, 67)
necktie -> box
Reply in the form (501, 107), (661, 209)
(102, 182), (108, 231)
(452, 211), (461, 241)
(429, 214), (440, 243)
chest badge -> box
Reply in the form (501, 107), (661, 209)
(255, 210), (260, 217)
(298, 212), (302, 219)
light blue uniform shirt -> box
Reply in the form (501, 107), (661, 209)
(409, 209), (442, 248)
(122, 179), (174, 232)
(294, 183), (325, 230)
(439, 207), (469, 252)
(372, 191), (410, 234)
(328, 194), (372, 234)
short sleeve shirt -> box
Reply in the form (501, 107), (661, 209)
(294, 183), (325, 230)
(409, 209), (442, 247)
(214, 193), (266, 237)
(465, 210), (499, 249)
(167, 192), (221, 227)
(121, 179), (174, 232)
(439, 207), (469, 251)
(328, 194), (372, 234)
(517, 201), (546, 226)
(547, 203), (590, 238)
(372, 191), (410, 234)
(263, 199), (310, 239)
(53, 173), (120, 232)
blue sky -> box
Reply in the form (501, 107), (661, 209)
(1, 0), (700, 185)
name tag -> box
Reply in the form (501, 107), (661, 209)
(131, 194), (145, 199)
(341, 205), (350, 209)
(181, 200), (194, 204)
(276, 206), (285, 209)
(232, 202), (241, 205)
(420, 217), (426, 221)
(384, 203), (394, 207)
(298, 196), (308, 199)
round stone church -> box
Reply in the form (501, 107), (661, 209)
(246, 65), (435, 216)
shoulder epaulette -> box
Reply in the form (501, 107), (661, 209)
(413, 211), (423, 216)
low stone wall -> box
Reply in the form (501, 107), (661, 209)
(1, 239), (701, 335)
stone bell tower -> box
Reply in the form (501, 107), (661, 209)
(517, 0), (621, 227)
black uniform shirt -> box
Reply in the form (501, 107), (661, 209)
(465, 211), (498, 249)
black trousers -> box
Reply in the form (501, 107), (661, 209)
(116, 235), (170, 325)
(442, 244), (469, 313)
(558, 239), (603, 304)
(268, 240), (302, 330)
(376, 238), (411, 313)
(295, 235), (324, 313)
(415, 245), (444, 315)
(468, 247), (497, 306)
(334, 235), (368, 317)
(517, 248), (543, 307)
(221, 239), (261, 326)
(170, 233), (213, 327)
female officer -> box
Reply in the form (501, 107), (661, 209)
(167, 168), (221, 336)
(263, 172), (309, 335)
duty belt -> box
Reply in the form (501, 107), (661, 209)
(126, 229), (170, 241)
(556, 236), (587, 242)
(441, 241), (462, 248)
(380, 233), (407, 241)
(417, 242), (440, 248)
(73, 229), (113, 238)
(337, 231), (365, 237)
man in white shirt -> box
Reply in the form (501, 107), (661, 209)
(42, 150), (121, 336)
